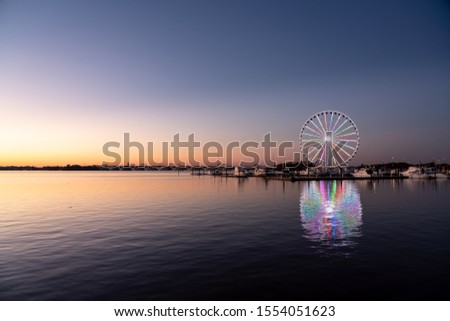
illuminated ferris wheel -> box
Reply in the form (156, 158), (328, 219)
(300, 111), (359, 168)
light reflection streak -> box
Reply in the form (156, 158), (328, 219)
(300, 180), (363, 252)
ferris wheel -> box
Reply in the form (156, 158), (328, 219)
(300, 111), (359, 168)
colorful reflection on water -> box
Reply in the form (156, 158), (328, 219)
(300, 180), (363, 251)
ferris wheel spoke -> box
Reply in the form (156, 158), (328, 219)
(332, 141), (352, 159)
(316, 115), (327, 134)
(336, 142), (348, 163)
(302, 132), (323, 139)
(334, 131), (357, 139)
(334, 124), (355, 137)
(309, 143), (324, 161)
(302, 139), (324, 144)
(331, 114), (342, 132)
(334, 152), (345, 165)
(310, 118), (325, 135)
(318, 145), (327, 163)
(324, 113), (329, 132)
(332, 118), (349, 136)
(337, 148), (352, 160)
(333, 139), (352, 149)
(330, 146), (343, 166)
(331, 140), (346, 153)
(341, 144), (356, 151)
(303, 125), (324, 137)
(337, 145), (356, 153)
(334, 124), (354, 136)
(333, 138), (358, 142)
(329, 112), (335, 132)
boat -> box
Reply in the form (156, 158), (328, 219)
(234, 167), (248, 177)
(351, 168), (371, 178)
(253, 166), (267, 176)
(400, 166), (419, 178)
(402, 166), (444, 179)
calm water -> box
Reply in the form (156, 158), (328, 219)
(0, 172), (449, 300)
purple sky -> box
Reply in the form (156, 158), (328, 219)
(1, 0), (449, 165)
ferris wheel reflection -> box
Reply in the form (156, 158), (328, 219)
(300, 180), (363, 252)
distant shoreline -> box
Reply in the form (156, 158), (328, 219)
(0, 161), (448, 172)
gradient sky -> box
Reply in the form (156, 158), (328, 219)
(1, 0), (449, 166)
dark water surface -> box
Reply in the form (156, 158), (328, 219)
(0, 172), (449, 300)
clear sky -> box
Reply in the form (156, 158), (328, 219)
(1, 0), (449, 166)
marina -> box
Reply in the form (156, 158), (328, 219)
(189, 165), (449, 181)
